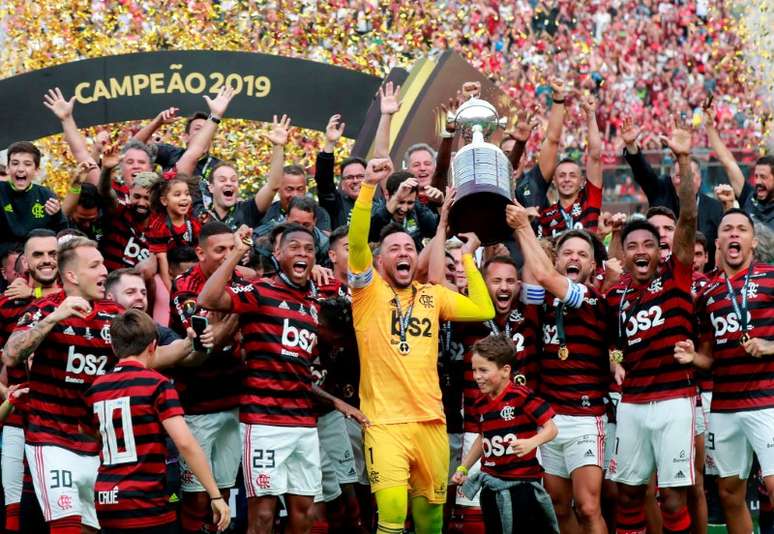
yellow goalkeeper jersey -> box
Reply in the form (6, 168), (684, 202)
(348, 183), (494, 424)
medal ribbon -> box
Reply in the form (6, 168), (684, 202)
(617, 282), (644, 348)
(554, 302), (568, 348)
(393, 286), (418, 351)
(724, 262), (754, 342)
(485, 319), (512, 339)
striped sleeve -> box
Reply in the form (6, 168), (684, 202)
(562, 279), (587, 309)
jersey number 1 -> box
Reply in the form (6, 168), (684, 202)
(93, 396), (138, 466)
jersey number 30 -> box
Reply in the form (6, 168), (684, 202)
(93, 396), (138, 466)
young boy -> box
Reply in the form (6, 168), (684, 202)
(452, 334), (559, 534)
(84, 309), (230, 534)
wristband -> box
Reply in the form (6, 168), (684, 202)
(33, 287), (43, 299)
(210, 496), (223, 501)
(69, 185), (82, 194)
(207, 114), (221, 124)
(455, 465), (468, 475)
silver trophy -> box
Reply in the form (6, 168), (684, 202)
(448, 97), (513, 245)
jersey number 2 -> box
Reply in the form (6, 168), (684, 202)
(93, 396), (138, 466)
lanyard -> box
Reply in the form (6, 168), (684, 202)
(554, 302), (567, 346)
(165, 216), (193, 246)
(440, 320), (453, 354)
(558, 204), (575, 230)
(724, 262), (754, 340)
(393, 286), (418, 354)
(486, 319), (512, 339)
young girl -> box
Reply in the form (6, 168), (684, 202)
(146, 173), (201, 290)
(452, 334), (559, 534)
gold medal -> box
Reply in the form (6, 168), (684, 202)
(399, 341), (410, 355)
(514, 374), (526, 386)
(242, 236), (254, 247)
(740, 333), (750, 344)
(609, 349), (624, 364)
(558, 345), (570, 360)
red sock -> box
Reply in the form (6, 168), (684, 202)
(616, 502), (646, 534)
(662, 505), (691, 534)
(48, 515), (81, 534)
(5, 502), (20, 532)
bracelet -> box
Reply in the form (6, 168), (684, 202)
(553, 98), (566, 104)
(207, 114), (221, 124)
(33, 287), (43, 298)
(455, 465), (469, 475)
(69, 185), (82, 194)
(210, 495), (224, 501)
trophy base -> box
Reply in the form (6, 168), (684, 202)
(448, 188), (514, 246)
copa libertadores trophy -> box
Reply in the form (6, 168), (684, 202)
(448, 97), (513, 245)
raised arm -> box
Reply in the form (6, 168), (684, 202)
(537, 77), (567, 181)
(175, 86), (234, 176)
(96, 144), (121, 209)
(621, 115), (664, 203)
(254, 114), (291, 213)
(315, 114), (344, 200)
(430, 96), (460, 190)
(703, 99), (746, 196)
(506, 202), (580, 302)
(424, 189), (455, 285)
(198, 226), (251, 312)
(62, 161), (97, 216)
(441, 233), (495, 322)
(43, 88), (100, 185)
(348, 158), (393, 274)
(506, 108), (540, 169)
(132, 107), (180, 144)
(661, 122), (697, 266)
(373, 82), (401, 159)
(581, 95), (603, 189)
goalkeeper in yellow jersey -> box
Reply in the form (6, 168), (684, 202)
(348, 158), (495, 534)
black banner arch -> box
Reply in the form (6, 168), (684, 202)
(0, 50), (386, 148)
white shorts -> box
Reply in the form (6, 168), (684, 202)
(541, 414), (606, 479)
(180, 409), (241, 492)
(695, 398), (708, 437)
(2, 426), (24, 505)
(25, 445), (100, 528)
(318, 411), (358, 486)
(241, 423), (322, 498)
(604, 392), (621, 475)
(455, 432), (482, 507)
(318, 434), (341, 503)
(345, 416), (369, 485)
(706, 409), (774, 480)
(608, 396), (696, 487)
(448, 433), (463, 479)
(700, 392), (719, 475)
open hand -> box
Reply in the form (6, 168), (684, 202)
(43, 87), (75, 121)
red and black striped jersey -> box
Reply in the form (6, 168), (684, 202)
(0, 294), (33, 428)
(85, 360), (183, 529)
(539, 285), (610, 416)
(474, 382), (554, 480)
(100, 204), (151, 272)
(226, 275), (319, 427)
(146, 213), (201, 254)
(459, 303), (541, 433)
(697, 262), (774, 412)
(169, 263), (243, 414)
(606, 257), (695, 403)
(536, 181), (602, 239)
(15, 291), (123, 455)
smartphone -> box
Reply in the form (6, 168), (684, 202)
(191, 315), (208, 352)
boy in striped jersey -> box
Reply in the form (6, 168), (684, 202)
(85, 309), (229, 534)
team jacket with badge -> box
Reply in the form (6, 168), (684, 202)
(146, 213), (201, 254)
(100, 204), (151, 271)
(14, 292), (123, 455)
(697, 262), (774, 412)
(537, 181), (602, 239)
(474, 382), (555, 480)
(313, 280), (361, 410)
(459, 304), (541, 433)
(85, 360), (183, 529)
(0, 182), (68, 256)
(348, 182), (495, 425)
(226, 275), (319, 427)
(169, 264), (243, 414)
(606, 257), (695, 403)
(0, 294), (33, 429)
(540, 284), (609, 416)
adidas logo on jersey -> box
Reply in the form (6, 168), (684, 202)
(63, 326), (76, 335)
(676, 470), (686, 479)
(508, 310), (523, 322)
(584, 449), (595, 458)
(279, 301), (290, 310)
